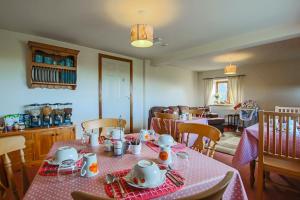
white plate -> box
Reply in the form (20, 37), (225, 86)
(124, 170), (166, 189)
(45, 153), (83, 166)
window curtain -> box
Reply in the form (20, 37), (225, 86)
(204, 79), (214, 106)
(228, 76), (243, 106)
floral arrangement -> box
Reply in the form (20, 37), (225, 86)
(214, 93), (220, 99)
(241, 100), (258, 109)
(234, 103), (242, 110)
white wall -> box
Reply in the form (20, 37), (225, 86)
(0, 29), (201, 135)
(144, 60), (201, 127)
(0, 29), (144, 137)
(199, 60), (300, 111)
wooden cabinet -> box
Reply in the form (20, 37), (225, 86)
(34, 126), (76, 160)
(0, 125), (76, 170)
(34, 129), (56, 160)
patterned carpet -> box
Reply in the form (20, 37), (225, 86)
(215, 132), (241, 155)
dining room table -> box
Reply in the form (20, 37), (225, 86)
(232, 123), (300, 186)
(24, 135), (248, 200)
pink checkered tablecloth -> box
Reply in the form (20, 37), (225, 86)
(24, 140), (247, 200)
(232, 123), (300, 166)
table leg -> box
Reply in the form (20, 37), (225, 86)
(250, 160), (256, 187)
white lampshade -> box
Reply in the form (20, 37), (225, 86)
(130, 24), (153, 48)
(224, 64), (237, 75)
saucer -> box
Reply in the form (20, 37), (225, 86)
(45, 154), (83, 166)
(124, 170), (167, 189)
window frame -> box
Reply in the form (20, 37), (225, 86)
(215, 80), (231, 104)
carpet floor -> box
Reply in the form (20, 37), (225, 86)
(215, 131), (241, 156)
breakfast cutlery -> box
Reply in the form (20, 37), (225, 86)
(105, 174), (116, 198)
(167, 165), (184, 185)
(109, 174), (126, 197)
(166, 173), (181, 187)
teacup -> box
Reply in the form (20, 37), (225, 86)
(158, 134), (175, 146)
(80, 153), (99, 177)
(53, 146), (78, 164)
(139, 129), (150, 142)
(129, 160), (165, 187)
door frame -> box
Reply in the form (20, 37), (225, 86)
(98, 53), (133, 133)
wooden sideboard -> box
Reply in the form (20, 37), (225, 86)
(0, 125), (76, 171)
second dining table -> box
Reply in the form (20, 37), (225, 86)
(232, 123), (300, 186)
(24, 136), (247, 200)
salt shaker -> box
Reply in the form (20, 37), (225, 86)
(114, 140), (123, 156)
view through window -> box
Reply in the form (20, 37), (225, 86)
(213, 79), (231, 104)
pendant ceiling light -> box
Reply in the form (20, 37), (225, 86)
(130, 24), (153, 48)
(224, 64), (237, 75)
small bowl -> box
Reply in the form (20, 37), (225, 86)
(158, 134), (175, 146)
(54, 146), (78, 164)
(130, 160), (164, 187)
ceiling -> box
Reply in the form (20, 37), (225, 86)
(170, 37), (300, 71)
(0, 0), (300, 71)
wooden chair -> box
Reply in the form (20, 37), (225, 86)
(178, 123), (221, 158)
(0, 136), (29, 200)
(178, 171), (234, 200)
(275, 106), (300, 113)
(153, 112), (178, 137)
(81, 118), (126, 136)
(71, 191), (111, 200)
(257, 111), (300, 200)
(189, 108), (206, 118)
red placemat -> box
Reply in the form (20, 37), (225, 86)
(38, 158), (83, 176)
(145, 141), (186, 153)
(38, 149), (88, 176)
(104, 168), (184, 200)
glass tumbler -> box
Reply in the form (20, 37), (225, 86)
(57, 159), (78, 182)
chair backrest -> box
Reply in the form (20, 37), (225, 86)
(154, 112), (178, 119)
(258, 111), (300, 159)
(178, 123), (221, 157)
(189, 108), (206, 117)
(178, 171), (234, 200)
(275, 106), (300, 113)
(0, 136), (29, 200)
(81, 118), (126, 134)
(71, 191), (111, 200)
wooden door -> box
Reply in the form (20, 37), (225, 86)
(34, 130), (56, 160)
(55, 127), (75, 142)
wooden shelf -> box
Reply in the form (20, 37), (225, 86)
(32, 62), (77, 71)
(31, 81), (76, 86)
(28, 41), (79, 90)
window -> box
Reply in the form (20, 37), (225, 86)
(213, 79), (231, 104)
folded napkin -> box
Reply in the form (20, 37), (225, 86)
(145, 141), (186, 153)
(104, 168), (183, 200)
